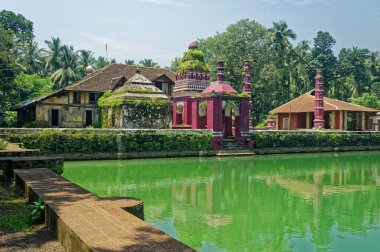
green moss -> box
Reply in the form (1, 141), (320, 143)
(178, 60), (210, 73)
(182, 50), (206, 62)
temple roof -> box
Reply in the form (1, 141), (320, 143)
(201, 82), (238, 96)
(270, 90), (379, 113)
(126, 70), (153, 85)
(101, 82), (169, 106)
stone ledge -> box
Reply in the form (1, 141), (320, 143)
(14, 168), (194, 252)
(47, 150), (218, 161)
(253, 145), (380, 155)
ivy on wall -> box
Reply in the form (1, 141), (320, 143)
(97, 91), (172, 129)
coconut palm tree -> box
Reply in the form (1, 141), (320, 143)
(44, 37), (62, 72)
(17, 41), (45, 75)
(139, 59), (159, 68)
(50, 45), (78, 89)
(268, 21), (296, 53)
(124, 59), (135, 65)
(95, 56), (109, 69)
(77, 50), (95, 78)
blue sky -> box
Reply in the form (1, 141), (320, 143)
(2, 0), (380, 66)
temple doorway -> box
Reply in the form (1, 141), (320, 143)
(223, 102), (239, 138)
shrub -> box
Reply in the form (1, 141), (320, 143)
(6, 130), (212, 154)
(0, 140), (8, 150)
(251, 132), (380, 149)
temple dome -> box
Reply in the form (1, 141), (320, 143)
(201, 83), (238, 95)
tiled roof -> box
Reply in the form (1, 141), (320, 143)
(13, 89), (66, 110)
(65, 64), (175, 92)
(270, 90), (379, 114)
(202, 81), (237, 95)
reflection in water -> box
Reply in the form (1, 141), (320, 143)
(63, 152), (380, 252)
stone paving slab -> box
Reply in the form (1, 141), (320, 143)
(14, 168), (194, 252)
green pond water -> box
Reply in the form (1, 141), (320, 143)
(63, 151), (380, 252)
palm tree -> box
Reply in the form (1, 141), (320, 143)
(124, 59), (135, 65)
(18, 41), (45, 75)
(50, 45), (78, 89)
(268, 21), (297, 53)
(44, 37), (62, 72)
(95, 56), (108, 69)
(77, 50), (95, 78)
(139, 59), (159, 68)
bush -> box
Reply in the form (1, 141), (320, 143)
(0, 140), (7, 150)
(251, 132), (380, 149)
(6, 130), (212, 154)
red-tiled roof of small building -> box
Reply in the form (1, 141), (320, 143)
(65, 64), (175, 92)
(270, 89), (379, 113)
(201, 82), (238, 95)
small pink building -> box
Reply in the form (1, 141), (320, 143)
(172, 43), (253, 149)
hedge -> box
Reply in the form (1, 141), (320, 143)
(0, 140), (7, 150)
(252, 132), (380, 149)
(6, 130), (212, 154)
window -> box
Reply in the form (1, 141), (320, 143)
(89, 93), (96, 104)
(73, 92), (81, 104)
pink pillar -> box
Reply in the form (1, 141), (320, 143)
(207, 97), (222, 132)
(242, 60), (253, 129)
(224, 116), (233, 137)
(235, 116), (241, 137)
(172, 102), (177, 126)
(183, 98), (192, 125)
(240, 98), (250, 133)
(313, 69), (325, 129)
(191, 100), (198, 129)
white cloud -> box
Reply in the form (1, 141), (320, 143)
(131, 0), (192, 7)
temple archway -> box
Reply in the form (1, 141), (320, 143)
(223, 101), (240, 138)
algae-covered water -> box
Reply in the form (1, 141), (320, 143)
(63, 152), (380, 252)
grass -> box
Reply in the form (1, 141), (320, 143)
(0, 182), (33, 232)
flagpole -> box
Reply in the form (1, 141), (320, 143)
(106, 43), (108, 61)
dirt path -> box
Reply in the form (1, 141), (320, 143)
(0, 225), (64, 252)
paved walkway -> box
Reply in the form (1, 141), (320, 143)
(14, 168), (194, 252)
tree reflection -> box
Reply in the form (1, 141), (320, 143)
(63, 152), (380, 252)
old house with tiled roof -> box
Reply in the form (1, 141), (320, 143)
(270, 70), (378, 131)
(14, 64), (175, 127)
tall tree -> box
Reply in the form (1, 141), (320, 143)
(309, 31), (337, 96)
(267, 21), (298, 101)
(336, 47), (370, 97)
(0, 10), (34, 44)
(0, 24), (18, 113)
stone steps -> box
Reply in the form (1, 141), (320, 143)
(0, 156), (63, 181)
(216, 149), (256, 157)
